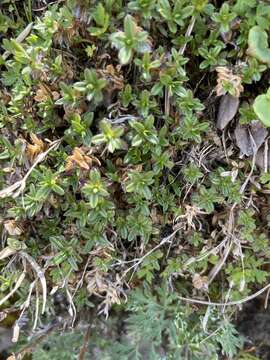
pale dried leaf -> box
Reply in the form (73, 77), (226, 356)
(4, 220), (22, 236)
(7, 356), (15, 360)
(217, 94), (239, 130)
(192, 273), (208, 290)
(0, 246), (17, 260)
(12, 322), (20, 343)
(0, 312), (7, 322)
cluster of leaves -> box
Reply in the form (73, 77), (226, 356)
(0, 0), (270, 359)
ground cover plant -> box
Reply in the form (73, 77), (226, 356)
(0, 0), (270, 359)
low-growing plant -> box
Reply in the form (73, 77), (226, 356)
(0, 0), (270, 359)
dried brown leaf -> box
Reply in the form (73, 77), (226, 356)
(27, 134), (45, 161)
(65, 147), (93, 171)
(217, 94), (239, 130)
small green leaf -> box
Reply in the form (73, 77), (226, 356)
(253, 91), (270, 126)
(248, 26), (270, 66)
(119, 47), (133, 64)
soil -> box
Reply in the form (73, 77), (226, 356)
(237, 297), (270, 360)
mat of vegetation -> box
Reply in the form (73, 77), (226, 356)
(0, 0), (270, 359)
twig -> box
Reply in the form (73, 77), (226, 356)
(65, 283), (77, 327)
(33, 0), (59, 11)
(72, 256), (91, 299)
(178, 283), (270, 307)
(179, 16), (196, 55)
(264, 137), (269, 173)
(78, 326), (91, 360)
(121, 228), (180, 278)
(264, 286), (270, 309)
(164, 88), (170, 117)
(107, 115), (139, 124)
(207, 238), (233, 285)
(0, 138), (62, 199)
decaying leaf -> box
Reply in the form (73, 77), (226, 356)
(34, 86), (59, 102)
(216, 67), (243, 98)
(216, 94), (239, 130)
(7, 356), (15, 360)
(0, 246), (17, 260)
(86, 269), (123, 318)
(192, 273), (208, 290)
(254, 147), (270, 170)
(97, 64), (124, 91)
(12, 322), (20, 343)
(4, 220), (22, 236)
(235, 125), (251, 156)
(235, 120), (268, 156)
(27, 134), (46, 161)
(65, 147), (97, 171)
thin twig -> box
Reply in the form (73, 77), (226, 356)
(178, 283), (270, 307)
(179, 16), (196, 55)
(264, 137), (269, 173)
(78, 326), (91, 360)
(121, 228), (180, 279)
(207, 238), (233, 285)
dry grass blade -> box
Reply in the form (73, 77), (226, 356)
(0, 138), (62, 199)
(0, 246), (17, 260)
(121, 228), (180, 279)
(207, 238), (233, 285)
(178, 283), (270, 307)
(20, 252), (47, 314)
(0, 271), (26, 308)
(2, 22), (33, 60)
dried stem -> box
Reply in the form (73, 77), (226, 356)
(78, 326), (91, 360)
(178, 283), (270, 307)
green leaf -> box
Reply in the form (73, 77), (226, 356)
(253, 91), (270, 126)
(119, 47), (133, 64)
(124, 15), (136, 39)
(248, 26), (270, 66)
(52, 184), (65, 196)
